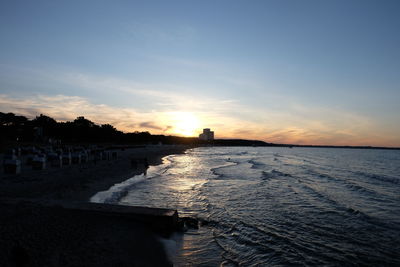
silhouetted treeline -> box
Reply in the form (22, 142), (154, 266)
(4, 112), (396, 150)
(0, 112), (203, 146)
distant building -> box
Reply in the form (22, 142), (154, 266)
(199, 128), (214, 141)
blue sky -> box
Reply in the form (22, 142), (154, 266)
(1, 0), (399, 146)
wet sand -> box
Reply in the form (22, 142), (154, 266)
(0, 145), (188, 267)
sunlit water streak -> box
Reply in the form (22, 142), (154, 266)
(91, 147), (400, 266)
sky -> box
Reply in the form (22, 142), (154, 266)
(0, 0), (399, 147)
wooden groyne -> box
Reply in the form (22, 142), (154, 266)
(0, 198), (180, 235)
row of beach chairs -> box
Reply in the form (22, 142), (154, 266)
(2, 146), (118, 174)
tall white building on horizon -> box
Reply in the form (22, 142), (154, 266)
(199, 128), (214, 141)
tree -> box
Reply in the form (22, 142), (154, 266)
(32, 114), (57, 127)
(73, 116), (95, 128)
(0, 112), (28, 126)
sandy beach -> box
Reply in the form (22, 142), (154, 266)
(0, 145), (188, 267)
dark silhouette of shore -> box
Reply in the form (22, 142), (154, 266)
(1, 111), (398, 151)
(210, 139), (400, 150)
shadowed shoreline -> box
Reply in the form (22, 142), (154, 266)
(0, 145), (188, 267)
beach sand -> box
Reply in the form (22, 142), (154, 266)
(0, 145), (188, 267)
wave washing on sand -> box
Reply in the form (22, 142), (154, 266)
(91, 147), (400, 266)
(90, 156), (182, 264)
(90, 157), (173, 204)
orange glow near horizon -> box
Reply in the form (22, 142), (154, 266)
(168, 112), (201, 137)
(1, 94), (399, 147)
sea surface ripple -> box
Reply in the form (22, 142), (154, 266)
(92, 147), (400, 266)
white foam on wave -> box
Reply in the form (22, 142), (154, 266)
(90, 174), (148, 203)
(90, 156), (173, 204)
(210, 161), (238, 172)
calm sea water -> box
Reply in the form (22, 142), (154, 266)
(92, 147), (400, 266)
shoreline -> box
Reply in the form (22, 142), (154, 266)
(0, 144), (189, 201)
(0, 144), (189, 267)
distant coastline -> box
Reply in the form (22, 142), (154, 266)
(1, 111), (398, 151)
(207, 139), (400, 150)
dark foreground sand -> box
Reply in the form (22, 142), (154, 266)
(0, 145), (188, 267)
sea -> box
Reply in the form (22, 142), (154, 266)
(91, 147), (400, 266)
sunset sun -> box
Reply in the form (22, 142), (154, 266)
(170, 112), (200, 137)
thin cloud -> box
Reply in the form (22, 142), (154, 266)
(0, 94), (163, 133)
(0, 76), (399, 146)
(163, 125), (173, 132)
(125, 22), (197, 43)
(139, 121), (163, 131)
